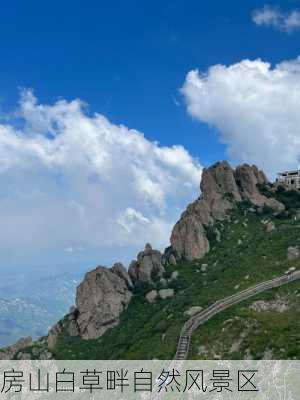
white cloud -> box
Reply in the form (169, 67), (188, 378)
(252, 5), (300, 33)
(182, 57), (300, 176)
(0, 90), (202, 266)
(117, 207), (150, 234)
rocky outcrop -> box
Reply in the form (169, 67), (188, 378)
(46, 263), (135, 346)
(0, 337), (32, 360)
(171, 212), (210, 260)
(47, 306), (80, 349)
(44, 245), (164, 346)
(250, 298), (289, 313)
(129, 243), (165, 284)
(111, 262), (133, 288)
(235, 164), (284, 212)
(75, 266), (132, 340)
(201, 160), (241, 219)
(170, 161), (285, 261)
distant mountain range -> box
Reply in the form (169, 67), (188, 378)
(0, 272), (82, 347)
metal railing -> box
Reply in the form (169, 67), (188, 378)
(175, 270), (300, 360)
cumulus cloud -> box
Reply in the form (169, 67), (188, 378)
(252, 5), (300, 33)
(182, 57), (300, 176)
(0, 90), (202, 267)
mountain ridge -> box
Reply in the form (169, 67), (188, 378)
(1, 160), (300, 360)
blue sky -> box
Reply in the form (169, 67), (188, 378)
(1, 1), (300, 275)
(0, 0), (298, 164)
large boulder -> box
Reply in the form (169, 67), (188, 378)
(171, 214), (209, 261)
(158, 288), (174, 299)
(128, 243), (165, 284)
(75, 266), (132, 340)
(287, 246), (299, 261)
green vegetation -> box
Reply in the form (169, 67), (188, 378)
(258, 183), (300, 216)
(190, 281), (300, 359)
(50, 203), (300, 360)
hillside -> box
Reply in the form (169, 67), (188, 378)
(51, 207), (300, 359)
(1, 161), (300, 360)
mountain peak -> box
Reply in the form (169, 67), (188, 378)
(170, 161), (284, 260)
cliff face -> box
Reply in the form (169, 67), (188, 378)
(170, 161), (284, 260)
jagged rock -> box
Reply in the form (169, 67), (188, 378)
(169, 161), (285, 261)
(287, 246), (299, 261)
(145, 290), (158, 303)
(184, 306), (203, 316)
(128, 244), (165, 284)
(111, 262), (133, 288)
(159, 288), (174, 299)
(75, 266), (132, 340)
(201, 161), (241, 219)
(0, 337), (32, 360)
(235, 164), (284, 212)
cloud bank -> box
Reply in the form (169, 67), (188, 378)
(0, 90), (202, 266)
(182, 57), (300, 175)
(252, 5), (300, 33)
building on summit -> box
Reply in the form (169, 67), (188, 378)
(276, 170), (300, 189)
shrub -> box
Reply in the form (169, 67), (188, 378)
(257, 183), (272, 198)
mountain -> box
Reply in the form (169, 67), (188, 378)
(1, 161), (300, 360)
(0, 272), (81, 347)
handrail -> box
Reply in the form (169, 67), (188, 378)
(174, 270), (300, 360)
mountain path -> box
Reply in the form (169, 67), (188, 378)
(175, 270), (300, 360)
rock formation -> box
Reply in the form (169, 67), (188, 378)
(0, 160), (288, 358)
(128, 243), (165, 284)
(170, 161), (284, 260)
(46, 245), (164, 348)
(75, 265), (132, 340)
(0, 337), (32, 360)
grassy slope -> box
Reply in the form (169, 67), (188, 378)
(51, 204), (300, 360)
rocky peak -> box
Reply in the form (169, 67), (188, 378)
(45, 244), (165, 349)
(170, 161), (284, 261)
(201, 160), (241, 220)
(235, 164), (283, 211)
(129, 243), (165, 284)
(74, 266), (132, 340)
